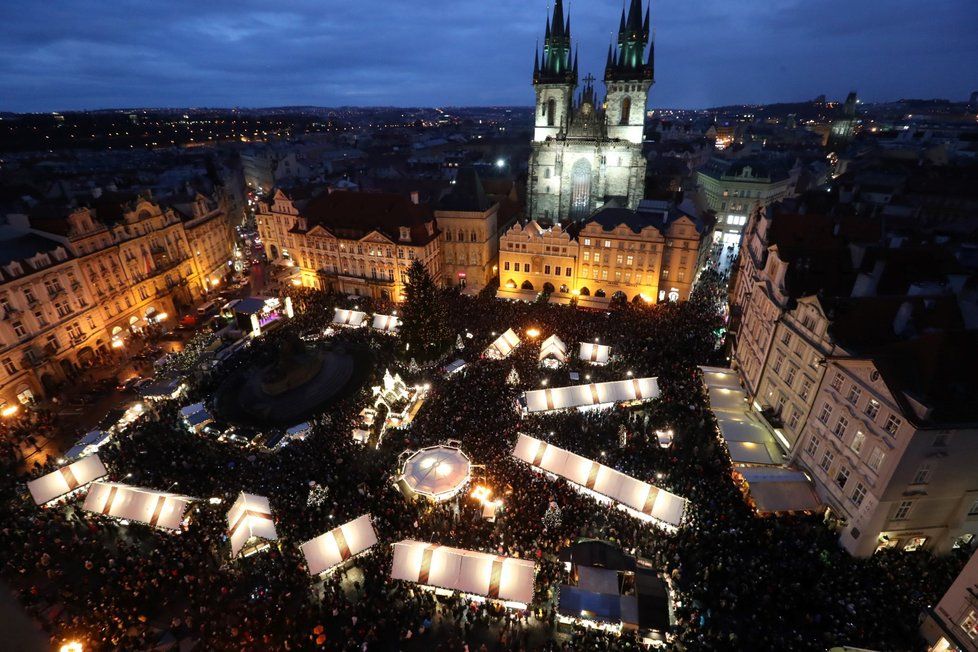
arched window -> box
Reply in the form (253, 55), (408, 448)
(547, 99), (556, 127)
(619, 97), (631, 125)
(470, 230), (477, 242)
(457, 229), (464, 242)
(445, 230), (452, 242)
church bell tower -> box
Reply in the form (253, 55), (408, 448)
(604, 0), (654, 144)
(532, 0), (577, 142)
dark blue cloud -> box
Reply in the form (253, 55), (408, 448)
(0, 0), (975, 111)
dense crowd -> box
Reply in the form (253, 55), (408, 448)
(0, 271), (966, 651)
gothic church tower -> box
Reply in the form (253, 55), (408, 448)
(527, 0), (654, 223)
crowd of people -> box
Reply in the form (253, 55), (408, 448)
(0, 270), (967, 651)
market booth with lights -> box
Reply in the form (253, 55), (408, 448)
(484, 328), (521, 360)
(513, 434), (687, 530)
(391, 540), (537, 609)
(228, 492), (279, 558)
(520, 377), (660, 414)
(300, 514), (379, 577)
(228, 296), (294, 338)
(82, 481), (195, 531)
(27, 455), (108, 506)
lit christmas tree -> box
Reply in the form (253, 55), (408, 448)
(456, 334), (464, 350)
(506, 367), (520, 385)
(307, 481), (328, 507)
(399, 260), (451, 360)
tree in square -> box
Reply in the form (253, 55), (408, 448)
(399, 260), (452, 360)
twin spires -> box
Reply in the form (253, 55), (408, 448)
(605, 0), (654, 82)
(534, 0), (577, 85)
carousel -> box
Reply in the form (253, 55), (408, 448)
(395, 442), (472, 502)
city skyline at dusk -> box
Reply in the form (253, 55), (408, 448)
(1, 0), (976, 112)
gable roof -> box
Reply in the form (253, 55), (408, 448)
(436, 167), (492, 213)
(299, 191), (438, 246)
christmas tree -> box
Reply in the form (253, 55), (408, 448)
(399, 260), (451, 360)
(506, 367), (520, 386)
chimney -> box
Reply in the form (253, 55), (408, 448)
(410, 191), (420, 205)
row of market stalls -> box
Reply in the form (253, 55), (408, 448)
(483, 327), (612, 366)
(513, 434), (687, 529)
(700, 366), (821, 515)
(331, 308), (400, 333)
(521, 377), (660, 414)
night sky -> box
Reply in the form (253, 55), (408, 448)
(1, 0), (975, 112)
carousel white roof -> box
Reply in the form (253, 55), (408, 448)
(371, 313), (400, 333)
(522, 377), (659, 414)
(578, 342), (611, 365)
(82, 481), (194, 530)
(332, 308), (367, 328)
(300, 514), (378, 576)
(398, 445), (471, 502)
(512, 434), (687, 528)
(27, 454), (108, 506)
(391, 539), (536, 605)
(539, 335), (568, 363)
(484, 328), (520, 359)
(228, 492), (278, 557)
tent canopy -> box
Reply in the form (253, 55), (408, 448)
(699, 366), (786, 466)
(371, 313), (400, 332)
(27, 455), (108, 506)
(82, 481), (193, 530)
(65, 430), (112, 461)
(523, 377), (659, 414)
(513, 434), (686, 528)
(398, 445), (471, 501)
(391, 539), (536, 605)
(539, 334), (568, 362)
(578, 342), (611, 365)
(228, 492), (278, 556)
(738, 467), (822, 514)
(332, 308), (367, 327)
(484, 328), (521, 359)
(300, 514), (378, 576)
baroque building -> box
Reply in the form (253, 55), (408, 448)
(0, 194), (234, 411)
(527, 0), (653, 222)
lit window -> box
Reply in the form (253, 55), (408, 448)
(850, 430), (865, 454)
(868, 446), (885, 472)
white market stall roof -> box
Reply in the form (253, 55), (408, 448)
(539, 335), (568, 363)
(82, 481), (194, 530)
(300, 514), (378, 576)
(65, 429), (112, 461)
(699, 366), (786, 466)
(332, 308), (367, 328)
(522, 377), (659, 414)
(496, 287), (539, 303)
(442, 359), (467, 375)
(228, 492), (278, 557)
(180, 403), (214, 433)
(484, 328), (521, 360)
(737, 467), (822, 514)
(576, 296), (611, 310)
(27, 455), (108, 506)
(547, 293), (574, 306)
(578, 342), (611, 365)
(371, 313), (400, 333)
(391, 539), (536, 606)
(397, 445), (472, 502)
(512, 434), (686, 528)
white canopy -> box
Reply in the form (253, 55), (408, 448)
(391, 539), (536, 605)
(82, 481), (193, 530)
(512, 434), (686, 528)
(332, 308), (367, 328)
(398, 445), (471, 502)
(228, 492), (278, 557)
(578, 342), (611, 365)
(180, 403), (214, 433)
(699, 366), (786, 466)
(371, 313), (400, 333)
(484, 328), (520, 359)
(179, 402), (206, 419)
(522, 377), (659, 414)
(300, 514), (378, 576)
(27, 455), (108, 506)
(539, 335), (568, 363)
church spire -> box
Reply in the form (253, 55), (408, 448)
(535, 0), (575, 85)
(606, 0), (653, 82)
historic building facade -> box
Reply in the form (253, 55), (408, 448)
(526, 0), (653, 222)
(434, 168), (499, 292)
(498, 200), (707, 304)
(259, 190), (442, 301)
(0, 195), (234, 410)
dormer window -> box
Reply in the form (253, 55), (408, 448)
(399, 227), (411, 242)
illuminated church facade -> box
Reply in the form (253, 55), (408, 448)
(527, 0), (654, 223)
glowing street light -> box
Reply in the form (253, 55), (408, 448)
(60, 642), (83, 652)
(525, 327), (540, 338)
